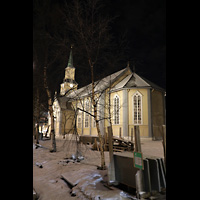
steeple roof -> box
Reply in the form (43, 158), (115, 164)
(67, 47), (75, 68)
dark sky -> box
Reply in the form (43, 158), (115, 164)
(106, 0), (166, 89)
(34, 0), (166, 90)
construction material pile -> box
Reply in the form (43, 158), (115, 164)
(91, 134), (134, 152)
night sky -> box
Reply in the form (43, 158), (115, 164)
(107, 0), (166, 89)
(33, 0), (166, 91)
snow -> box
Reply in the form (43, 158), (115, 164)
(33, 137), (136, 199)
(33, 137), (164, 199)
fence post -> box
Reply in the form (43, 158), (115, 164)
(119, 127), (122, 138)
(162, 125), (166, 168)
(131, 128), (133, 142)
(107, 126), (117, 185)
(134, 126), (145, 198)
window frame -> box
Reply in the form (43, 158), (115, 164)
(76, 103), (83, 129)
(77, 109), (82, 128)
(113, 94), (120, 125)
(84, 99), (90, 128)
(132, 91), (143, 125)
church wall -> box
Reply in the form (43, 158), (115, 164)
(77, 127), (82, 135)
(128, 125), (149, 137)
(112, 125), (123, 137)
(91, 127), (98, 136)
(65, 67), (75, 80)
(151, 89), (165, 139)
(84, 128), (90, 135)
(57, 87), (153, 138)
(55, 120), (60, 136)
(73, 93), (108, 136)
(61, 110), (75, 135)
(52, 99), (61, 137)
(100, 87), (151, 138)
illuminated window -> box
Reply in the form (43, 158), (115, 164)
(85, 100), (90, 128)
(133, 91), (142, 125)
(113, 95), (120, 125)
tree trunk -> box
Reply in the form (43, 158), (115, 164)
(49, 100), (56, 152)
(45, 125), (50, 137)
(35, 124), (39, 144)
(90, 63), (105, 169)
(44, 66), (56, 152)
(108, 78), (113, 128)
(35, 88), (40, 144)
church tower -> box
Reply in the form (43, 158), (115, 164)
(60, 47), (78, 96)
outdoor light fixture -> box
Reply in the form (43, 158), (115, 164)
(70, 83), (73, 88)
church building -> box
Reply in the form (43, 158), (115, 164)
(52, 48), (166, 139)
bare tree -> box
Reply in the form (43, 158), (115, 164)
(33, 0), (71, 152)
(43, 64), (57, 152)
(33, 0), (129, 157)
(61, 66), (128, 171)
(33, 58), (49, 144)
(33, 88), (40, 144)
(60, 0), (116, 169)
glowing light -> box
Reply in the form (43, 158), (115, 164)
(70, 83), (73, 88)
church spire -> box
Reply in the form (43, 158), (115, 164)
(60, 45), (78, 95)
(67, 45), (75, 68)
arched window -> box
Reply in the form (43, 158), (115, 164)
(113, 95), (120, 125)
(133, 91), (142, 125)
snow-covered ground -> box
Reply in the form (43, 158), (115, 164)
(33, 136), (165, 200)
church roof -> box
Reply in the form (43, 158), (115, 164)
(62, 66), (165, 101)
(110, 72), (164, 92)
(65, 67), (128, 100)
